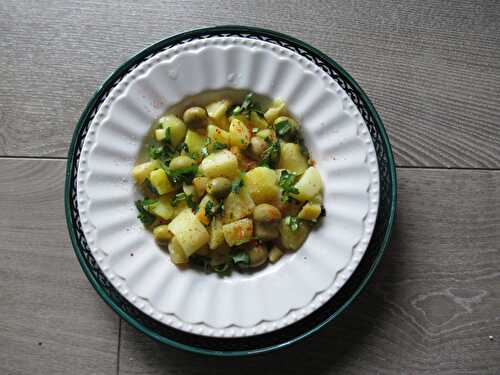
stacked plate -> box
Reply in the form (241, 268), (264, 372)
(65, 26), (396, 355)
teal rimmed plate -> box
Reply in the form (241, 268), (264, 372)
(65, 25), (396, 356)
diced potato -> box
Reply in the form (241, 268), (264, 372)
(230, 146), (257, 172)
(168, 209), (210, 256)
(228, 114), (250, 127)
(153, 225), (172, 242)
(209, 216), (225, 250)
(155, 128), (166, 141)
(310, 193), (323, 204)
(268, 246), (283, 263)
(206, 99), (231, 120)
(168, 237), (188, 264)
(199, 149), (239, 179)
(250, 111), (269, 129)
(214, 116), (230, 131)
(278, 143), (308, 174)
(132, 160), (161, 184)
(223, 218), (253, 246)
(158, 115), (186, 146)
(196, 195), (219, 226)
(280, 219), (310, 250)
(243, 167), (279, 204)
(229, 118), (251, 149)
(264, 98), (285, 124)
(192, 176), (209, 197)
(149, 168), (175, 195)
(185, 130), (207, 159)
(173, 201), (188, 216)
(149, 195), (175, 221)
(297, 202), (322, 221)
(207, 124), (230, 146)
(256, 128), (276, 141)
(182, 183), (196, 198)
(223, 187), (255, 223)
(291, 167), (323, 202)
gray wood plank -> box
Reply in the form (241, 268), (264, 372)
(118, 168), (500, 375)
(0, 159), (119, 375)
(0, 0), (499, 167)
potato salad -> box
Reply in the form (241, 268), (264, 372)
(132, 93), (325, 275)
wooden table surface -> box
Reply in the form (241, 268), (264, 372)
(1, 1), (499, 374)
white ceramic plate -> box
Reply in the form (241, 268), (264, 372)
(76, 37), (379, 337)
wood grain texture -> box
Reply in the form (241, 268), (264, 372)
(0, 0), (499, 167)
(118, 168), (500, 375)
(0, 159), (119, 375)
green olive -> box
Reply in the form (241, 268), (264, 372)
(248, 245), (269, 267)
(183, 107), (208, 128)
(254, 221), (280, 240)
(206, 177), (232, 198)
(253, 203), (282, 223)
(169, 155), (196, 170)
(249, 136), (268, 160)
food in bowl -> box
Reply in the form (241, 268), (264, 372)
(132, 92), (325, 275)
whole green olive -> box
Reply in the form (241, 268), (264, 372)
(206, 177), (232, 198)
(183, 107), (208, 128)
(248, 245), (269, 267)
(253, 203), (282, 223)
(249, 136), (268, 160)
(169, 155), (196, 170)
(254, 221), (280, 240)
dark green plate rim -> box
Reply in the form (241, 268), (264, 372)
(65, 25), (397, 356)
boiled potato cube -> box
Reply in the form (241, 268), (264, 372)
(229, 118), (251, 149)
(158, 115), (186, 146)
(206, 99), (230, 120)
(199, 149), (239, 179)
(132, 160), (161, 184)
(149, 195), (176, 221)
(291, 167), (323, 202)
(209, 216), (225, 250)
(223, 218), (253, 246)
(264, 98), (285, 124)
(168, 237), (188, 264)
(228, 114), (250, 127)
(230, 146), (257, 172)
(196, 195), (219, 226)
(223, 187), (255, 223)
(153, 225), (172, 242)
(250, 111), (269, 129)
(256, 128), (276, 141)
(155, 128), (167, 141)
(185, 130), (207, 159)
(149, 168), (175, 195)
(278, 143), (308, 174)
(168, 209), (209, 256)
(207, 124), (230, 146)
(192, 176), (209, 197)
(214, 116), (230, 131)
(297, 202), (322, 222)
(280, 219), (310, 250)
(268, 246), (283, 263)
(243, 166), (279, 204)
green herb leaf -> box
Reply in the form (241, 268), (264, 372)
(275, 120), (292, 138)
(252, 127), (260, 134)
(164, 127), (172, 145)
(231, 105), (243, 116)
(143, 178), (159, 196)
(279, 170), (299, 202)
(171, 192), (196, 209)
(166, 165), (198, 185)
(285, 216), (300, 232)
(135, 199), (156, 226)
(189, 254), (211, 271)
(176, 142), (189, 153)
(231, 251), (250, 267)
(231, 172), (245, 193)
(259, 140), (280, 168)
(212, 141), (228, 151)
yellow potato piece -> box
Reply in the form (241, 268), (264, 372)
(291, 167), (323, 202)
(244, 166), (279, 204)
(158, 115), (186, 146)
(132, 160), (161, 184)
(229, 118), (251, 149)
(206, 99), (230, 120)
(264, 98), (285, 124)
(199, 149), (239, 179)
(223, 218), (253, 246)
(153, 225), (172, 242)
(223, 187), (255, 223)
(207, 124), (230, 146)
(297, 202), (322, 222)
(168, 209), (209, 256)
(149, 168), (175, 195)
(168, 237), (188, 264)
(149, 195), (175, 221)
(278, 142), (308, 174)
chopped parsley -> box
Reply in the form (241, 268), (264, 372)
(231, 172), (245, 193)
(212, 141), (228, 151)
(285, 216), (300, 232)
(166, 165), (198, 185)
(230, 92), (264, 117)
(143, 178), (159, 196)
(279, 170), (299, 202)
(231, 251), (250, 267)
(201, 138), (211, 158)
(259, 140), (280, 168)
(252, 127), (260, 134)
(135, 199), (157, 226)
(171, 192), (196, 209)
